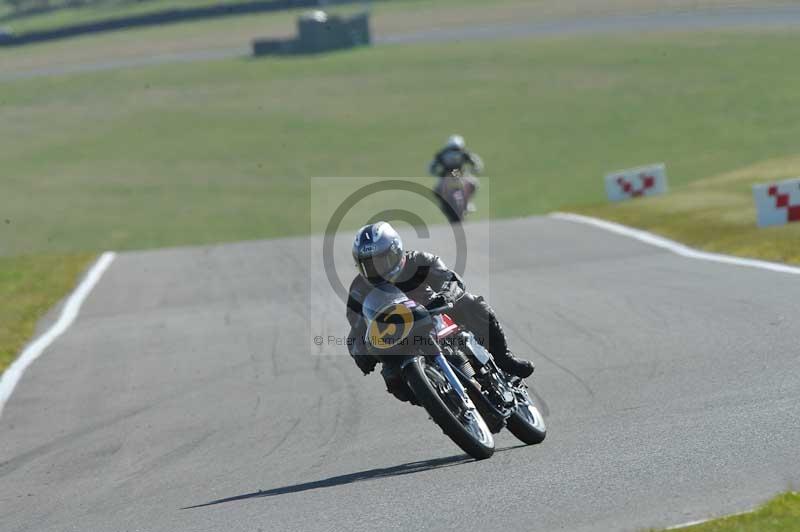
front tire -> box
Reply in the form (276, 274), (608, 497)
(439, 196), (464, 223)
(404, 357), (494, 460)
(506, 386), (547, 445)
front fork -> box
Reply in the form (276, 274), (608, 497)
(400, 350), (478, 412)
(432, 353), (477, 410)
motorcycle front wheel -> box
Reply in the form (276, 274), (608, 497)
(403, 356), (494, 460)
(438, 196), (465, 223)
(506, 385), (547, 445)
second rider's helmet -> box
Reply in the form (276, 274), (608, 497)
(352, 222), (405, 285)
(446, 134), (466, 150)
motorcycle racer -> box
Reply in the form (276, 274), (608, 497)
(428, 134), (484, 180)
(345, 221), (534, 402)
(428, 135), (483, 215)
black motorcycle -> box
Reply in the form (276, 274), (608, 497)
(362, 283), (546, 459)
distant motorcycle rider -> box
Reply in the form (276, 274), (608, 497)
(345, 222), (534, 403)
(428, 135), (483, 209)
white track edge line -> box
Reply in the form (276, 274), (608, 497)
(0, 251), (116, 418)
(552, 212), (795, 529)
(665, 510), (751, 530)
(664, 517), (714, 530)
(550, 212), (800, 276)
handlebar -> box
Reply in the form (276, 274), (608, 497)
(426, 302), (453, 315)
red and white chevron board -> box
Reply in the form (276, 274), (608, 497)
(604, 163), (668, 202)
(753, 177), (800, 227)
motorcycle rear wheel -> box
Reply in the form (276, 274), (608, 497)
(404, 357), (494, 460)
(437, 196), (465, 223)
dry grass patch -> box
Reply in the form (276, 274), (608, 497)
(574, 156), (800, 265)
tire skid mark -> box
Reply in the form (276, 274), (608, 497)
(552, 307), (605, 345)
(306, 356), (362, 472)
(116, 430), (214, 488)
(1, 357), (256, 480)
(262, 417), (303, 461)
(507, 320), (596, 400)
(0, 404), (149, 479)
(268, 330), (281, 378)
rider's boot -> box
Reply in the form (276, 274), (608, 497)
(494, 351), (534, 379)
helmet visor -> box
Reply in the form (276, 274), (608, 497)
(358, 250), (401, 283)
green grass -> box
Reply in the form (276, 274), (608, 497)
(0, 253), (95, 373)
(3, 1), (776, 85)
(664, 492), (800, 531)
(573, 156), (800, 265)
(5, 31), (800, 255)
(0, 0), (769, 77)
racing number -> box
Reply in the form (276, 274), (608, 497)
(368, 304), (414, 349)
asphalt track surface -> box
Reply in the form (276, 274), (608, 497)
(3, 5), (800, 82)
(2, 216), (799, 531)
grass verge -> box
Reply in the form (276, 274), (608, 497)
(573, 156), (800, 265)
(664, 492), (800, 531)
(1, 0), (767, 35)
(5, 31), (800, 254)
(0, 1), (780, 76)
(0, 254), (95, 373)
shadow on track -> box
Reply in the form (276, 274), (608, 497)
(184, 445), (527, 509)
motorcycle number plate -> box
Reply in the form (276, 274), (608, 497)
(367, 303), (414, 350)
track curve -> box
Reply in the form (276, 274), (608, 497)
(1, 216), (799, 531)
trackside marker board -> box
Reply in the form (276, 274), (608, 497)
(604, 163), (668, 202)
(753, 177), (800, 227)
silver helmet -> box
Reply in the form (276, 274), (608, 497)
(446, 134), (465, 150)
(352, 222), (405, 284)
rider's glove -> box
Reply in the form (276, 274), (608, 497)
(427, 292), (451, 310)
(428, 280), (462, 310)
(348, 323), (377, 375)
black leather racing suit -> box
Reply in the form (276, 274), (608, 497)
(346, 250), (514, 402)
(429, 147), (482, 200)
(428, 147), (484, 178)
